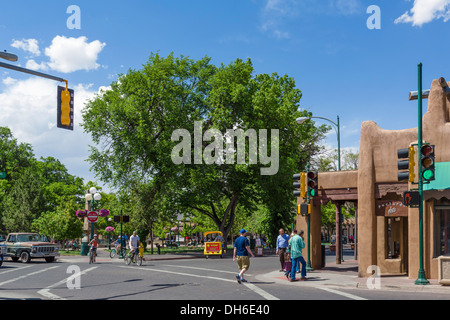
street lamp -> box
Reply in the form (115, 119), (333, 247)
(0, 51), (18, 62)
(296, 116), (341, 171)
(297, 115), (344, 264)
(85, 187), (101, 241)
(108, 217), (112, 250)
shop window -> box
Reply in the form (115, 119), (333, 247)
(435, 209), (450, 256)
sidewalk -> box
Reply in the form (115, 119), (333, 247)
(258, 258), (450, 294)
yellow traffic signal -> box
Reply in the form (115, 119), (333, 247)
(408, 146), (415, 183)
(60, 89), (71, 126)
(57, 85), (74, 130)
(300, 172), (306, 198)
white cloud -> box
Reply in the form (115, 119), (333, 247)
(333, 0), (362, 15)
(17, 36), (106, 73)
(261, 0), (298, 39)
(45, 36), (106, 73)
(2, 77), (17, 85)
(395, 0), (450, 26)
(11, 38), (41, 56)
(25, 59), (49, 71)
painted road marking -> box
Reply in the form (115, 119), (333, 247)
(116, 265), (279, 300)
(162, 264), (253, 276)
(0, 266), (58, 287)
(319, 287), (367, 300)
(0, 265), (33, 276)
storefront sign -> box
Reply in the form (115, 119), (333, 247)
(375, 200), (408, 217)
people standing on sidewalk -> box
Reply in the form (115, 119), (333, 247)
(289, 230), (301, 274)
(285, 230), (307, 282)
(233, 229), (255, 284)
(276, 228), (289, 272)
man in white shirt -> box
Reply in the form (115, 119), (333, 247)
(129, 231), (140, 257)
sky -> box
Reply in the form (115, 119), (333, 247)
(0, 0), (449, 189)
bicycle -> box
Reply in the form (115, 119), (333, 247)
(124, 248), (143, 266)
(110, 243), (122, 258)
(88, 246), (96, 264)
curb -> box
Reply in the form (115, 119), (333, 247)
(257, 269), (450, 294)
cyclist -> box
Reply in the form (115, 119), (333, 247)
(88, 234), (99, 262)
(128, 231), (140, 261)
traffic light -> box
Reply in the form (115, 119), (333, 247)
(299, 203), (310, 216)
(403, 191), (420, 206)
(57, 86), (74, 131)
(397, 146), (415, 183)
(293, 172), (306, 198)
(307, 171), (318, 197)
(420, 144), (435, 182)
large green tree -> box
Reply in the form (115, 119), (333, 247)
(82, 53), (327, 244)
(0, 127), (85, 234)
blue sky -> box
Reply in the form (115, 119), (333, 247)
(1, 0), (449, 186)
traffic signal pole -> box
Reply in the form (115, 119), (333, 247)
(0, 61), (68, 88)
(415, 63), (429, 285)
(306, 164), (313, 271)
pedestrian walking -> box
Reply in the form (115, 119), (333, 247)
(289, 230), (300, 274)
(233, 229), (255, 284)
(276, 228), (289, 272)
(285, 230), (307, 281)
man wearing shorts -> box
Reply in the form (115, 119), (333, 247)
(233, 229), (255, 284)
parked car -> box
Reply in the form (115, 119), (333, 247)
(0, 242), (6, 266)
(4, 233), (60, 263)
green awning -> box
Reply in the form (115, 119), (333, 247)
(423, 162), (450, 190)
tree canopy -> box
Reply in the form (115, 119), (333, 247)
(83, 53), (328, 244)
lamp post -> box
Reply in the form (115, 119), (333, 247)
(297, 115), (344, 263)
(296, 116), (341, 171)
(85, 187), (101, 241)
(108, 217), (112, 250)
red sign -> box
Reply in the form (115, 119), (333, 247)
(87, 211), (98, 223)
(205, 243), (221, 253)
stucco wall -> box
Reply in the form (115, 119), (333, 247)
(358, 78), (450, 278)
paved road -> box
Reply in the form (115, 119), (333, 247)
(0, 248), (449, 304)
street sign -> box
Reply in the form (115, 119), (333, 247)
(87, 211), (98, 223)
(403, 191), (420, 206)
(0, 172), (6, 179)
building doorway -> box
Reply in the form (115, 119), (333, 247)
(386, 216), (409, 273)
(435, 208), (450, 257)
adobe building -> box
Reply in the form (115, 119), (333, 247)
(296, 77), (450, 280)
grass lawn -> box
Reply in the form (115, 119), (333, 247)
(59, 250), (81, 256)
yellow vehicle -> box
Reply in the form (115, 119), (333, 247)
(203, 231), (223, 259)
